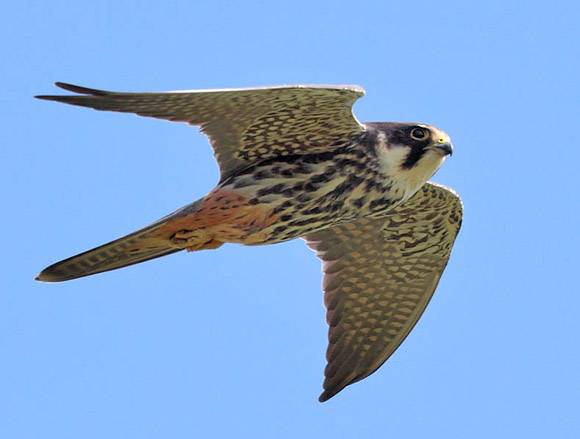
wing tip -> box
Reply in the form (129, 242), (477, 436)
(34, 95), (60, 101)
(54, 81), (78, 91)
(318, 392), (330, 403)
(34, 274), (54, 283)
(54, 82), (107, 95)
(318, 388), (339, 403)
(35, 82), (110, 101)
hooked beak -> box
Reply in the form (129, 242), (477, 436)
(433, 141), (453, 156)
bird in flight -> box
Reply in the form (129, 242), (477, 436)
(35, 82), (462, 401)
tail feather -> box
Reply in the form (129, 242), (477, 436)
(36, 199), (203, 283)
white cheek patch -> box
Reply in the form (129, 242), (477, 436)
(378, 142), (447, 201)
(404, 153), (447, 194)
(378, 146), (411, 176)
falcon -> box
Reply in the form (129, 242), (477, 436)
(35, 82), (463, 401)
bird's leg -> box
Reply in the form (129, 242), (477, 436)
(170, 229), (224, 252)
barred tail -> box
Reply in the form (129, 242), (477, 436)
(36, 199), (204, 283)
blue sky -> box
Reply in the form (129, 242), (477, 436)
(2, 0), (579, 437)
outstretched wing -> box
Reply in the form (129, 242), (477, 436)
(304, 182), (463, 402)
(36, 82), (365, 178)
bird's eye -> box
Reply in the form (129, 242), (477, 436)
(410, 127), (429, 141)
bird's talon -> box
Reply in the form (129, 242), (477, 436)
(171, 229), (199, 244)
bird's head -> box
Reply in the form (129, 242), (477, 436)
(367, 122), (454, 200)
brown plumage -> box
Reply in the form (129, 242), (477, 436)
(35, 82), (462, 401)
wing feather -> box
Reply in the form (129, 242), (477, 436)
(304, 182), (463, 402)
(37, 82), (365, 178)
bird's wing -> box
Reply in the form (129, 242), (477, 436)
(36, 82), (366, 178)
(304, 182), (463, 402)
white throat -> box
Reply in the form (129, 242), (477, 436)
(376, 132), (447, 202)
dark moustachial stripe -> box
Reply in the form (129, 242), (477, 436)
(366, 122), (431, 169)
(389, 124), (430, 169)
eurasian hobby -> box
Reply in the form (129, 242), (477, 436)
(35, 82), (463, 401)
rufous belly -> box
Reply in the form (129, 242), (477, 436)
(150, 188), (281, 251)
